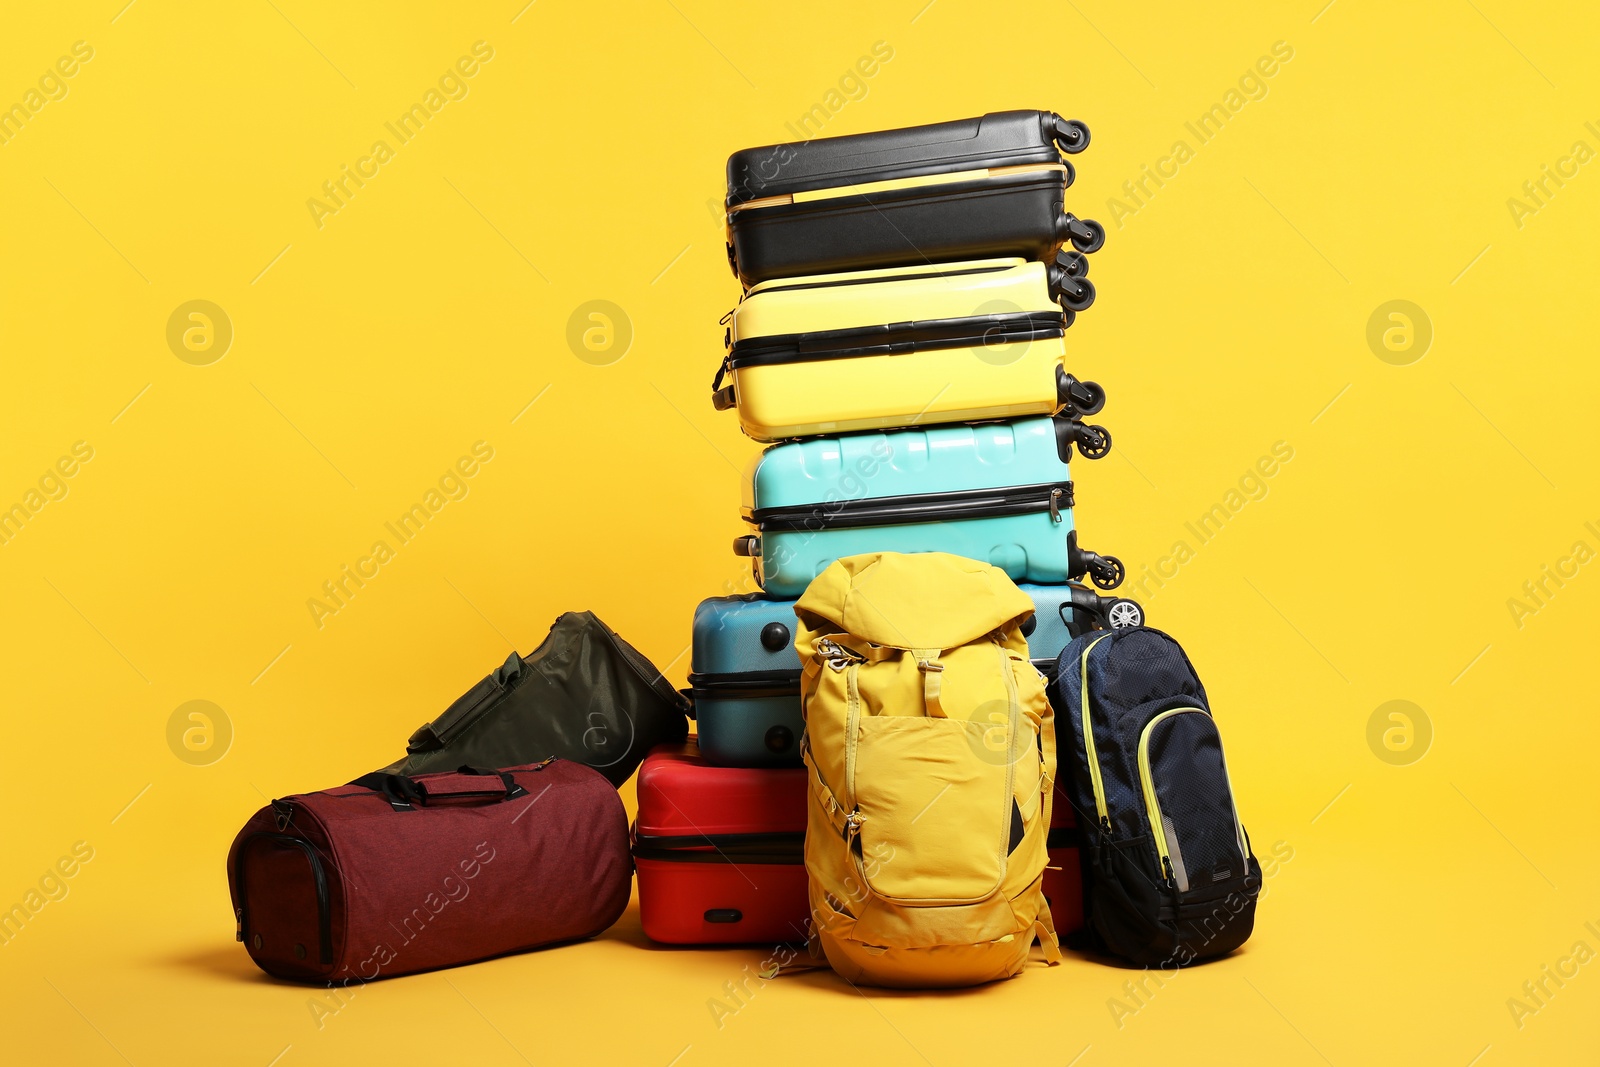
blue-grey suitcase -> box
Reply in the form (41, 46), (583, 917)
(732, 415), (1125, 599)
(687, 584), (1143, 767)
(687, 594), (805, 767)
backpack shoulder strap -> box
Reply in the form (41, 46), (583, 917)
(1040, 670), (1057, 832)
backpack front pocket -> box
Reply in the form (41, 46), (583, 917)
(1137, 708), (1248, 892)
(849, 715), (1012, 906)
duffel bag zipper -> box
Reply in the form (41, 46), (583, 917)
(1078, 634), (1114, 835)
(750, 481), (1074, 533)
(236, 832), (333, 965)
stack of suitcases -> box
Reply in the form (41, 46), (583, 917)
(634, 110), (1143, 948)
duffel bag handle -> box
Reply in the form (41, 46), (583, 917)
(351, 766), (528, 811)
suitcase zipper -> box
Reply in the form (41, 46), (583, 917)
(632, 831), (806, 865)
(236, 831), (333, 966)
(687, 668), (802, 697)
(727, 310), (1064, 369)
(728, 163), (1068, 212)
(749, 480), (1073, 532)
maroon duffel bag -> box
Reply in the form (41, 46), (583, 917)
(227, 760), (631, 982)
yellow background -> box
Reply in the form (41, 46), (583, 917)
(2, 1), (1596, 1063)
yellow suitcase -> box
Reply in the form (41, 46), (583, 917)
(711, 258), (1109, 447)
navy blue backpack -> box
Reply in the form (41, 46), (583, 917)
(1053, 626), (1259, 966)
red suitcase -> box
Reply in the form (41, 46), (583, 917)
(633, 740), (809, 945)
(1045, 788), (1085, 937)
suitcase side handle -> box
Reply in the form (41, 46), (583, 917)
(711, 357), (737, 411)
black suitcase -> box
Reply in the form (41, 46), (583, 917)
(725, 110), (1103, 287)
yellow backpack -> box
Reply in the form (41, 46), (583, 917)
(795, 552), (1062, 987)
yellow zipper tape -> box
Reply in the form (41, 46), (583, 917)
(1137, 708), (1202, 879)
(1079, 635), (1113, 828)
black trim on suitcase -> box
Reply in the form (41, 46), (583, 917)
(632, 831), (805, 865)
(746, 480), (1074, 531)
(725, 310), (1065, 369)
(687, 669), (803, 698)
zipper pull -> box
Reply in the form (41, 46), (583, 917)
(844, 810), (866, 843)
(1162, 855), (1177, 888)
(1049, 487), (1064, 523)
(1100, 816), (1113, 836)
(235, 907), (244, 942)
(272, 799), (295, 831)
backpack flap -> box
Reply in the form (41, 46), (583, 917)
(795, 551), (1036, 656)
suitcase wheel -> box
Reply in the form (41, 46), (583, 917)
(1058, 276), (1095, 313)
(1051, 116), (1091, 155)
(1067, 532), (1125, 591)
(1063, 215), (1106, 254)
(1057, 371), (1107, 417)
(1062, 159), (1075, 188)
(1103, 598), (1144, 629)
(1076, 423), (1112, 460)
(1089, 555), (1125, 591)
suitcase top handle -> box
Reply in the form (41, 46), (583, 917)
(350, 766), (531, 811)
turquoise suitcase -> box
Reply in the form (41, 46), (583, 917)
(733, 416), (1124, 598)
(688, 584), (1142, 767)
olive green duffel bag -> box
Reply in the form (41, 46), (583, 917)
(380, 611), (689, 787)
